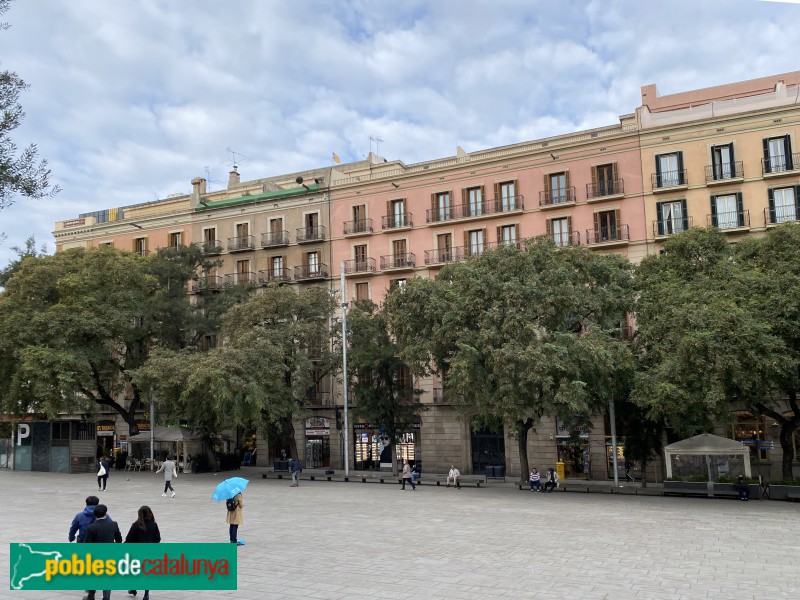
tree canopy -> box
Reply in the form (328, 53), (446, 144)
(386, 238), (635, 481)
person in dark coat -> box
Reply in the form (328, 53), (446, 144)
(82, 504), (121, 600)
(97, 456), (111, 491)
(125, 506), (161, 600)
(69, 496), (113, 543)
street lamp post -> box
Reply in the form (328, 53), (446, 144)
(340, 262), (350, 477)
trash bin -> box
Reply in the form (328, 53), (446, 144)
(556, 461), (565, 481)
(485, 465), (495, 479)
(495, 465), (505, 479)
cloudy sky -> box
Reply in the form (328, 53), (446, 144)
(1, 0), (799, 266)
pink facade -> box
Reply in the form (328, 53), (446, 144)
(330, 126), (645, 305)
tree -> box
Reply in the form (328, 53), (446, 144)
(0, 245), (227, 434)
(0, 0), (59, 210)
(386, 239), (635, 482)
(134, 284), (337, 459)
(0, 234), (47, 286)
(346, 300), (424, 472)
(633, 226), (800, 479)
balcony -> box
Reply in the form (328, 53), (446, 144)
(425, 197), (525, 224)
(539, 187), (577, 209)
(764, 207), (799, 227)
(294, 263), (329, 281)
(382, 213), (414, 230)
(344, 218), (374, 236)
(224, 271), (256, 286)
(651, 170), (688, 192)
(707, 210), (750, 231)
(586, 180), (624, 201)
(133, 249), (150, 257)
(306, 391), (333, 406)
(380, 252), (416, 270)
(296, 225), (326, 244)
(653, 216), (693, 238)
(258, 268), (291, 284)
(261, 231), (289, 248)
(424, 247), (462, 265)
(432, 387), (446, 404)
(586, 224), (630, 246)
(343, 257), (377, 275)
(704, 161), (743, 185)
(549, 231), (581, 247)
(200, 240), (223, 255)
(192, 275), (223, 293)
(227, 236), (255, 252)
(762, 153), (800, 177)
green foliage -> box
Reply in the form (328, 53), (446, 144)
(0, 235), (47, 286)
(386, 238), (635, 477)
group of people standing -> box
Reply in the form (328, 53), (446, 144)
(69, 496), (161, 600)
(529, 467), (560, 492)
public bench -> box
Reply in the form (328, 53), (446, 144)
(661, 487), (710, 498)
(786, 493), (800, 502)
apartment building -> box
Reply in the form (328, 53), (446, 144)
(51, 71), (800, 480)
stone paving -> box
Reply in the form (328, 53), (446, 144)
(1, 468), (799, 600)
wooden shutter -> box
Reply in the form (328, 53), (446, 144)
(768, 189), (775, 224)
(482, 227), (488, 250)
(461, 188), (468, 210)
(567, 217), (574, 244)
(386, 200), (392, 217)
(656, 202), (664, 236)
(546, 219), (553, 238)
(494, 182), (501, 211)
(514, 224), (520, 246)
(655, 155), (662, 187)
(736, 193), (744, 227)
(728, 144), (736, 175)
(543, 174), (550, 202)
(681, 199), (689, 231)
(430, 193), (436, 222)
(786, 136), (794, 170)
(614, 209), (621, 240)
(590, 166), (597, 198)
(463, 230), (470, 256)
(710, 195), (718, 227)
(565, 171), (572, 201)
(677, 152), (685, 185)
(612, 163), (619, 195)
(496, 226), (502, 243)
(480, 185), (486, 213)
(763, 139), (771, 174)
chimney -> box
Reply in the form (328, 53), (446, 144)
(190, 177), (207, 208)
(228, 166), (240, 189)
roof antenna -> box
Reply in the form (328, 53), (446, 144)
(225, 147), (246, 169)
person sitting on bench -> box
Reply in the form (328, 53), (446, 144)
(447, 465), (461, 489)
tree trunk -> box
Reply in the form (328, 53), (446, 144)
(779, 422), (798, 481)
(640, 455), (648, 488)
(516, 418), (533, 484)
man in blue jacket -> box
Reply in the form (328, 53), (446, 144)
(68, 496), (112, 543)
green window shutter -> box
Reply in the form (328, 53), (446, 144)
(677, 152), (685, 185)
(763, 139), (771, 174)
(794, 186), (800, 219)
(655, 155), (662, 187)
(786, 136), (794, 170)
(656, 202), (664, 236)
(710, 196), (718, 228)
(768, 188), (775, 224)
(736, 193), (744, 227)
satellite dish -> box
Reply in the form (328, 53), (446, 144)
(296, 176), (304, 185)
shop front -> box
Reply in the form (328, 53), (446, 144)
(353, 423), (420, 471)
(556, 419), (590, 479)
(304, 417), (331, 468)
(11, 420), (96, 473)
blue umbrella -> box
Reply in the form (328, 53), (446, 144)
(211, 477), (249, 502)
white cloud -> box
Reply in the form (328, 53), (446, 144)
(2, 0), (800, 266)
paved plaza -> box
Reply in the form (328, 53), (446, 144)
(2, 468), (799, 600)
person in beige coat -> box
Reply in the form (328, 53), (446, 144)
(226, 492), (244, 545)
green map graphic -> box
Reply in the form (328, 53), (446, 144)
(10, 544), (63, 590)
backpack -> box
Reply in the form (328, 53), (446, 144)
(226, 497), (237, 512)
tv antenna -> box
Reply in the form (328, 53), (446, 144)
(369, 136), (384, 156)
(225, 147), (247, 169)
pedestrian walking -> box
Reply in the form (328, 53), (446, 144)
(96, 456), (111, 491)
(543, 467), (559, 492)
(290, 457), (302, 487)
(82, 504), (121, 600)
(69, 496), (112, 543)
(447, 465), (461, 489)
(125, 506), (161, 600)
(624, 457), (635, 482)
(226, 492), (245, 545)
(401, 459), (416, 490)
(737, 475), (750, 501)
(529, 468), (541, 492)
(155, 455), (178, 498)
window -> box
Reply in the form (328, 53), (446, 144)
(711, 193), (743, 229)
(236, 259), (250, 283)
(764, 135), (793, 173)
(396, 365), (413, 393)
(306, 251), (320, 274)
(392, 239), (407, 257)
(655, 152), (684, 187)
(593, 163), (618, 196)
(656, 200), (688, 235)
(437, 233), (452, 261)
(352, 205), (367, 232)
(355, 282), (369, 302)
(434, 192), (451, 222)
(52, 422), (70, 440)
(100, 242), (114, 248)
(390, 278), (407, 290)
(169, 232), (182, 248)
(594, 210), (620, 242)
(769, 187), (799, 224)
(711, 144), (735, 180)
(497, 181), (517, 211)
(236, 223), (249, 238)
(354, 244), (367, 268)
(548, 172), (568, 204)
(271, 255), (284, 277)
(133, 237), (147, 256)
(464, 186), (483, 217)
(498, 224), (518, 246)
(388, 199), (406, 228)
(305, 213), (319, 236)
(203, 228), (216, 243)
(465, 229), (485, 257)
(548, 217), (571, 247)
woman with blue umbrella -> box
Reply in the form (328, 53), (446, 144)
(211, 477), (248, 545)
